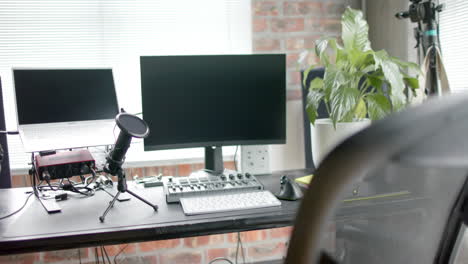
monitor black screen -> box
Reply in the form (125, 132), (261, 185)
(13, 69), (119, 125)
(141, 54), (286, 151)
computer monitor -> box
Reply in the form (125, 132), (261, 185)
(13, 68), (120, 152)
(14, 68), (119, 125)
(140, 54), (286, 173)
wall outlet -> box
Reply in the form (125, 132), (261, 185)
(240, 145), (271, 175)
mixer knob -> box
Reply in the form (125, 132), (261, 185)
(245, 173), (251, 178)
(229, 174), (235, 180)
(237, 173), (243, 179)
(221, 175), (227, 180)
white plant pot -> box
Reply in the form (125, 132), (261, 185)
(311, 118), (371, 167)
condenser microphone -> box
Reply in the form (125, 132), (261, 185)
(105, 112), (149, 175)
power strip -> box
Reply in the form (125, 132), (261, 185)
(240, 145), (271, 175)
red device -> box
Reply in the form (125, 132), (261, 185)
(35, 150), (96, 180)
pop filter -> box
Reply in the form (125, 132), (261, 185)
(105, 112), (149, 175)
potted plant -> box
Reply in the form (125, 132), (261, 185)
(302, 7), (419, 166)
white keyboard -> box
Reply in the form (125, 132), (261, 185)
(180, 190), (282, 215)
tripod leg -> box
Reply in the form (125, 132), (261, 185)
(99, 192), (120, 222)
(126, 189), (158, 211)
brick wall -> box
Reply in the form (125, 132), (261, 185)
(4, 1), (348, 263)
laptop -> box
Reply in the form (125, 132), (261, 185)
(13, 68), (120, 152)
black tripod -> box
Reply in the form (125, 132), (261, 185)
(396, 0), (445, 96)
(99, 112), (158, 222)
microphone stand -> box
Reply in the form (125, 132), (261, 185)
(99, 112), (158, 222)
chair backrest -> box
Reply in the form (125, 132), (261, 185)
(287, 93), (468, 263)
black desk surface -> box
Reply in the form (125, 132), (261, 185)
(0, 169), (312, 255)
(0, 168), (427, 255)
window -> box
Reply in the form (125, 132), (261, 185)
(0, 0), (251, 173)
(439, 0), (468, 93)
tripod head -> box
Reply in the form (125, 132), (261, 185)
(395, 0), (444, 23)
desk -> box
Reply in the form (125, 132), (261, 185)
(0, 169), (428, 256)
(0, 169), (312, 255)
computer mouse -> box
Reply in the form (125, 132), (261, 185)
(275, 175), (303, 201)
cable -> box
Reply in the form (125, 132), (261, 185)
(114, 244), (129, 264)
(95, 247), (100, 264)
(0, 192), (33, 220)
(103, 246), (112, 264)
(78, 248), (82, 264)
(239, 233), (246, 264)
(0, 131), (19, 135)
(233, 145), (239, 171)
(208, 257), (234, 264)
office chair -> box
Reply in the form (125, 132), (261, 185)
(286, 93), (468, 263)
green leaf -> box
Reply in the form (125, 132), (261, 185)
(341, 7), (371, 52)
(306, 89), (325, 125)
(309, 77), (324, 90)
(366, 93), (392, 120)
(302, 64), (317, 87)
(354, 98), (367, 119)
(390, 56), (421, 72)
(330, 86), (360, 124)
(373, 50), (406, 110)
(403, 76), (419, 90)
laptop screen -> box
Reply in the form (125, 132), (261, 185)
(13, 69), (119, 125)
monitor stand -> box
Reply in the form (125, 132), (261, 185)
(204, 146), (224, 176)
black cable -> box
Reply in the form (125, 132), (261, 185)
(78, 249), (82, 264)
(208, 257), (234, 264)
(103, 246), (112, 264)
(233, 145), (239, 171)
(0, 131), (19, 135)
(0, 192), (33, 220)
(114, 244), (129, 264)
(100, 246), (106, 264)
(95, 247), (100, 264)
(239, 232), (246, 264)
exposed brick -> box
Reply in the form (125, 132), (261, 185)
(284, 2), (323, 16)
(227, 230), (267, 243)
(117, 255), (158, 264)
(253, 18), (268, 32)
(253, 1), (279, 16)
(42, 248), (88, 263)
(94, 244), (136, 257)
(288, 71), (302, 85)
(161, 165), (177, 176)
(144, 166), (159, 176)
(209, 234), (225, 244)
(183, 235), (210, 248)
(270, 226), (293, 239)
(223, 161), (236, 171)
(139, 239), (181, 252)
(178, 164), (192, 177)
(247, 242), (287, 260)
(325, 3), (345, 17)
(253, 38), (280, 52)
(207, 248), (229, 262)
(0, 253), (37, 264)
(287, 90), (302, 101)
(286, 53), (299, 68)
(271, 18), (304, 32)
(286, 36), (319, 51)
(11, 175), (25, 188)
(192, 163), (205, 172)
(159, 252), (202, 264)
(129, 167), (144, 178)
(306, 18), (341, 34)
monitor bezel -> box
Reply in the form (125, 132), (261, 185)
(140, 54), (287, 152)
(11, 67), (120, 126)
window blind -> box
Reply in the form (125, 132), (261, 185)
(0, 0), (252, 173)
(439, 0), (468, 93)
